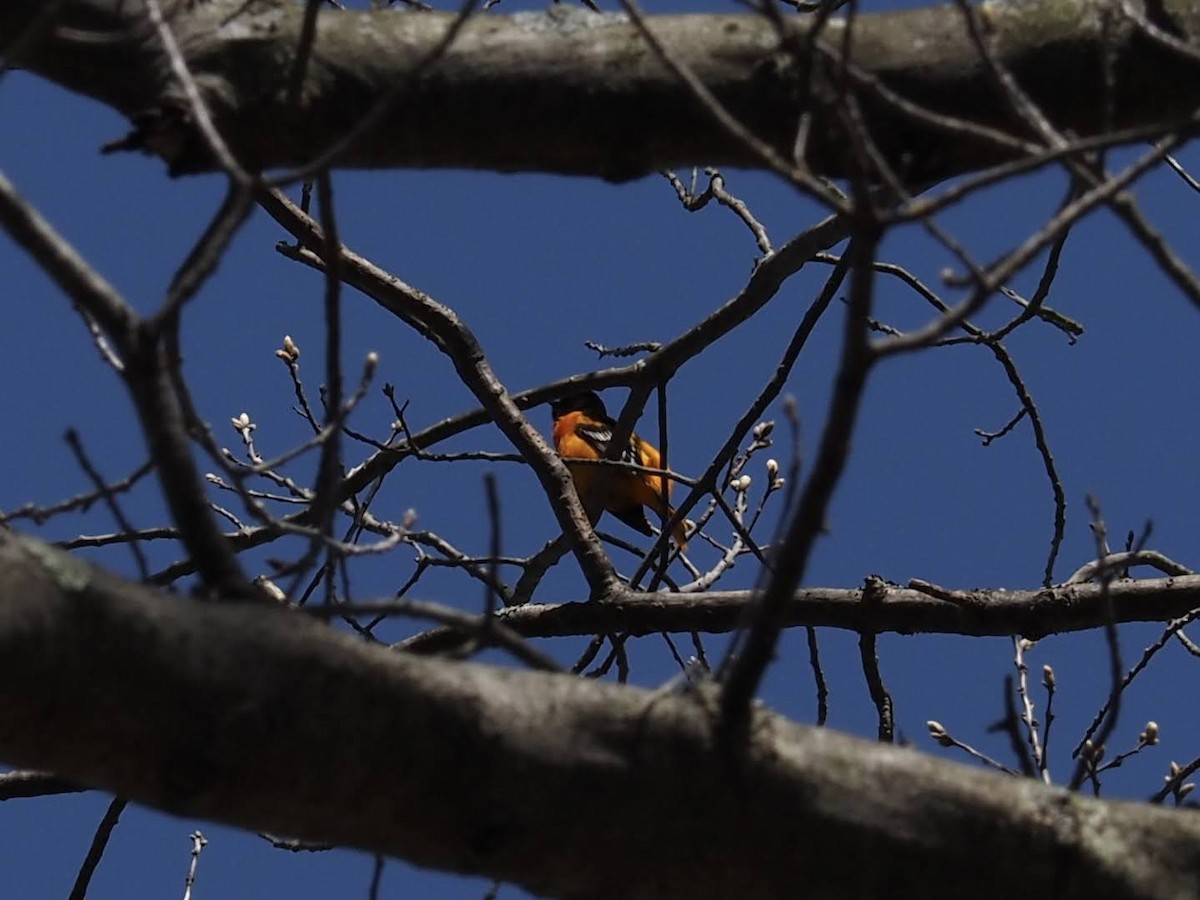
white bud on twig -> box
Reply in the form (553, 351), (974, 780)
(275, 334), (300, 363)
(926, 721), (953, 747)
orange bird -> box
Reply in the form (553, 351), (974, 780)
(551, 391), (688, 549)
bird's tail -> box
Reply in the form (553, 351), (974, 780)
(668, 508), (690, 552)
(651, 499), (688, 551)
(642, 484), (690, 551)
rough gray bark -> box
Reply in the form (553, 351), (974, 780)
(2, 530), (1200, 900)
(3, 0), (1200, 179)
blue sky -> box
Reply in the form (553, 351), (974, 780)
(3, 1), (1200, 897)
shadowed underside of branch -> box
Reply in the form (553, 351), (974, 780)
(3, 0), (1200, 180)
(3, 531), (1200, 900)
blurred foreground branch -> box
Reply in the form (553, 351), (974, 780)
(3, 530), (1200, 899)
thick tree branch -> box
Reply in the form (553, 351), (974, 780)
(4, 530), (1200, 899)
(4, 1), (1200, 180)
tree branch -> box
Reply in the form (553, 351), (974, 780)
(5, 1), (1200, 180)
(392, 573), (1200, 651)
(4, 530), (1200, 899)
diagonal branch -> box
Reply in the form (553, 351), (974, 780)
(259, 189), (620, 597)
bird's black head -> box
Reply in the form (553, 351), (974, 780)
(550, 390), (608, 421)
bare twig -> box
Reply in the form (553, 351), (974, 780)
(68, 797), (127, 900)
(718, 230), (878, 748)
(1013, 638), (1050, 783)
(1068, 496), (1124, 791)
(64, 430), (149, 580)
(182, 831), (208, 900)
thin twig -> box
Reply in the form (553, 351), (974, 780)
(718, 230), (878, 749)
(181, 831), (208, 900)
(64, 430), (149, 580)
(68, 797), (127, 900)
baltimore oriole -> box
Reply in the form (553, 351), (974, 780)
(551, 391), (688, 549)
